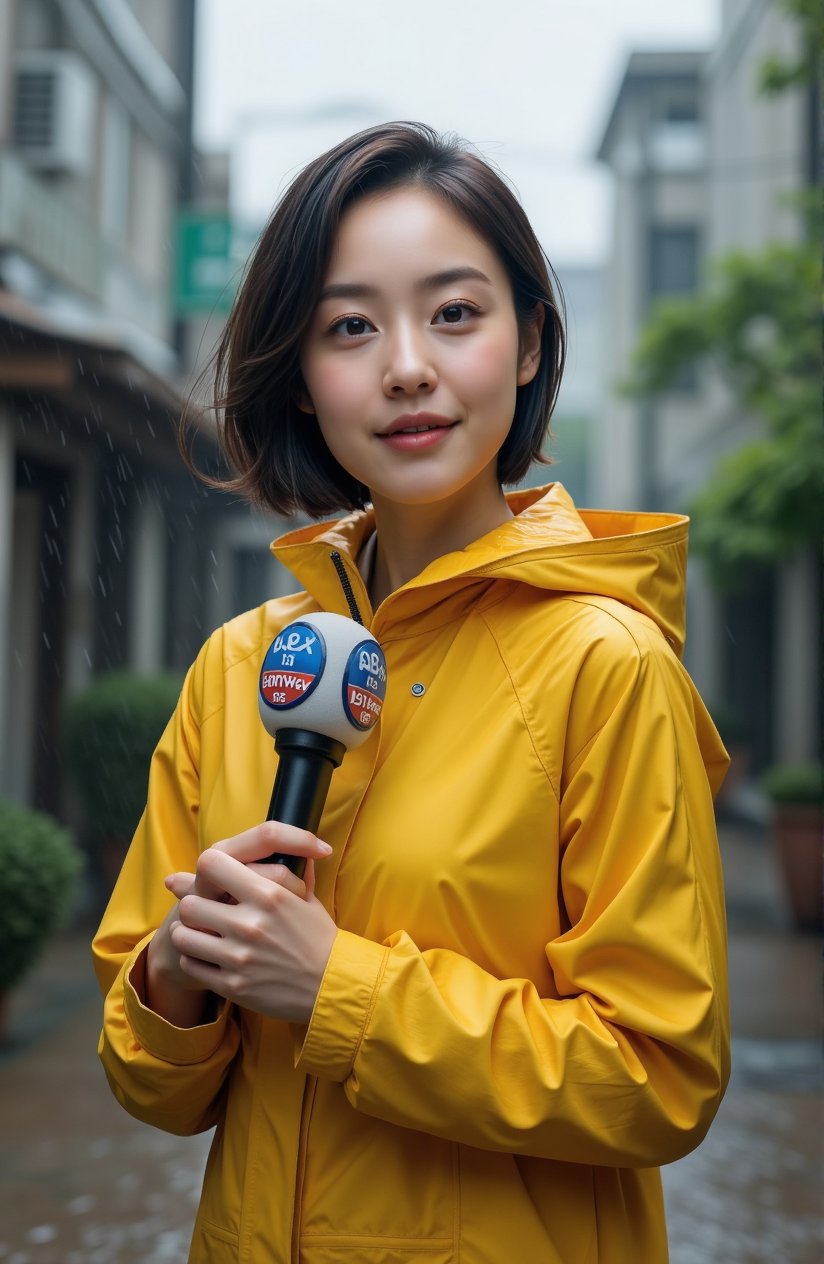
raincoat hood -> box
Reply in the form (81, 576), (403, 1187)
(271, 483), (689, 656)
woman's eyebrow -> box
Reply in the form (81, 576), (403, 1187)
(317, 266), (492, 303)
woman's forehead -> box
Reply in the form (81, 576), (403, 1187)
(323, 186), (503, 286)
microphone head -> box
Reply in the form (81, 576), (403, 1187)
(258, 611), (387, 751)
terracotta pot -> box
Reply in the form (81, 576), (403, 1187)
(772, 804), (823, 931)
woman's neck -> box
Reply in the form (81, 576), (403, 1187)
(367, 482), (514, 607)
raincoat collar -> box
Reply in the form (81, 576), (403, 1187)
(271, 484), (689, 656)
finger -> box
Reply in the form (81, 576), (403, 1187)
(170, 920), (231, 968)
(247, 861), (307, 899)
(177, 893), (232, 935)
(196, 847), (292, 907)
(177, 953), (232, 1000)
(165, 863), (230, 904)
(211, 822), (333, 866)
(303, 857), (316, 899)
(165, 872), (196, 899)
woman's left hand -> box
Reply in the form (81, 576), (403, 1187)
(164, 823), (338, 1024)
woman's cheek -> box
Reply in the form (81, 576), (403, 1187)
(457, 329), (521, 405)
(309, 359), (369, 419)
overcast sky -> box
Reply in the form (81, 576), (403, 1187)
(194, 0), (720, 266)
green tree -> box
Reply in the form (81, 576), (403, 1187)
(624, 235), (822, 590)
(758, 0), (821, 93)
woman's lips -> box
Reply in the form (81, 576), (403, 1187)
(377, 420), (459, 452)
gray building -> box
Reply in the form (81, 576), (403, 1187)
(0, 0), (284, 817)
(595, 0), (818, 779)
(518, 263), (604, 509)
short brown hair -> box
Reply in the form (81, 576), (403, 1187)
(184, 121), (566, 518)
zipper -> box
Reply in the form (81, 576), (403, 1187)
(291, 1074), (318, 1263)
(330, 551), (365, 624)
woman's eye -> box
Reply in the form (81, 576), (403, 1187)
(434, 302), (477, 325)
(330, 315), (373, 337)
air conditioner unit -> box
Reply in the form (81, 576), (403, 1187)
(14, 51), (96, 176)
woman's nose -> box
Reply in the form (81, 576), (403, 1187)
(382, 326), (437, 396)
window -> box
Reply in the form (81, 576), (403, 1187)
(648, 227), (700, 391)
(649, 226), (699, 298)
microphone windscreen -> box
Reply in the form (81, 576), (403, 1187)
(258, 611), (387, 751)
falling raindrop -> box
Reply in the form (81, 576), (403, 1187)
(28, 1223), (58, 1244)
(67, 1194), (96, 1215)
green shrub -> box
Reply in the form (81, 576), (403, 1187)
(62, 672), (182, 840)
(708, 701), (748, 747)
(0, 799), (83, 992)
(760, 762), (824, 805)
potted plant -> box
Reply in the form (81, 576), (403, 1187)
(760, 762), (823, 931)
(62, 671), (182, 901)
(0, 798), (83, 1044)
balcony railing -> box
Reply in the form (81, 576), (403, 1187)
(0, 150), (168, 340)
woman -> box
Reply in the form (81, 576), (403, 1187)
(93, 121), (730, 1263)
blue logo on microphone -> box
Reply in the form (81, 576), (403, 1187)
(342, 641), (387, 730)
(259, 621), (326, 710)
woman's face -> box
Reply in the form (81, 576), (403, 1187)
(299, 186), (541, 512)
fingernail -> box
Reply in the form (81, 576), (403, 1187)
(317, 840), (333, 855)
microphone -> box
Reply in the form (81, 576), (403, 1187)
(258, 611), (387, 876)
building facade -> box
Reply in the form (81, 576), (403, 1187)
(595, 0), (818, 780)
(0, 0), (289, 818)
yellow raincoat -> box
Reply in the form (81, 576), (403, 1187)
(94, 484), (730, 1263)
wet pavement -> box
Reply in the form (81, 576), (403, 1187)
(0, 820), (821, 1263)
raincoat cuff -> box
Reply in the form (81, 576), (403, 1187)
(124, 941), (233, 1065)
(294, 929), (389, 1081)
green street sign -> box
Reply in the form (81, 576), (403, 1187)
(174, 212), (243, 315)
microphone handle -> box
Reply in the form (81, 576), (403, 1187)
(264, 729), (346, 877)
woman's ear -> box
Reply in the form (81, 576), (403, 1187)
(293, 376), (315, 414)
(517, 303), (544, 386)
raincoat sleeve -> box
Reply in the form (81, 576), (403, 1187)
(92, 643), (241, 1136)
(295, 620), (731, 1167)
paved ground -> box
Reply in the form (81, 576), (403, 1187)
(0, 820), (821, 1263)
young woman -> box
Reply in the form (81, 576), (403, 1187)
(93, 122), (730, 1264)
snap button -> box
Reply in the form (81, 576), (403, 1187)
(410, 683), (426, 697)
